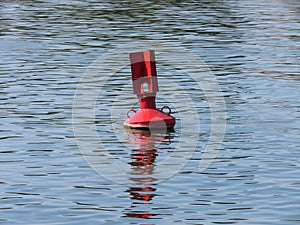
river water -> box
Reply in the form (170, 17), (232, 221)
(1, 0), (299, 224)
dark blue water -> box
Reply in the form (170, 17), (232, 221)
(1, 0), (299, 224)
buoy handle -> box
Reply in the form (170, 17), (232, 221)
(160, 106), (171, 115)
(127, 109), (137, 118)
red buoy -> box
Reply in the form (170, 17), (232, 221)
(124, 50), (175, 129)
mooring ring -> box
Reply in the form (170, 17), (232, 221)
(126, 109), (137, 118)
(160, 105), (171, 115)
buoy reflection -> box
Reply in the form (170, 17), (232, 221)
(123, 128), (173, 220)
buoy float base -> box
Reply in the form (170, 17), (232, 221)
(124, 108), (175, 129)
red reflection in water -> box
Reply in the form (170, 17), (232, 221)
(123, 128), (173, 220)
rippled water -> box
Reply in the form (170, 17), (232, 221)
(1, 0), (299, 224)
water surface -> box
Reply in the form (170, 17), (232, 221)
(0, 0), (299, 224)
